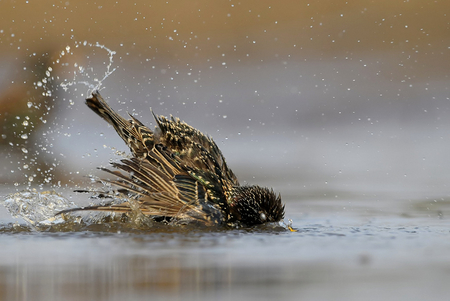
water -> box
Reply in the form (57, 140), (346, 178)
(2, 190), (75, 227)
(1, 173), (450, 301)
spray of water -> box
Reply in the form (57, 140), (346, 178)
(60, 41), (117, 93)
(2, 42), (120, 228)
(18, 41), (119, 187)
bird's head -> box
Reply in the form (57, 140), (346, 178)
(229, 185), (285, 226)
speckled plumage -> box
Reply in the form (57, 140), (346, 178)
(63, 91), (284, 227)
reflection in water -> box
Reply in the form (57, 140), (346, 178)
(1, 252), (236, 300)
(0, 228), (295, 301)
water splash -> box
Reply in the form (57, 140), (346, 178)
(2, 190), (77, 227)
(15, 41), (118, 187)
(1, 187), (155, 231)
(59, 41), (117, 93)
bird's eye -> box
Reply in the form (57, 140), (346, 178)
(260, 212), (267, 222)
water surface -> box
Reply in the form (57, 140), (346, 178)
(1, 176), (450, 301)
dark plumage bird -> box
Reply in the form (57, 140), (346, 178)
(61, 91), (285, 227)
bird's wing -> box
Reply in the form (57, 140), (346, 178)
(86, 91), (238, 187)
(154, 114), (239, 187)
(60, 145), (224, 226)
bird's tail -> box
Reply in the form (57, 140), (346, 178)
(86, 91), (155, 157)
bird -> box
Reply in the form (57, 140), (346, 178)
(59, 91), (285, 227)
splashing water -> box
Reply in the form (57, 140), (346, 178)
(14, 41), (118, 187)
(32, 41), (117, 100)
(2, 190), (77, 227)
(59, 41), (117, 93)
(1, 188), (157, 231)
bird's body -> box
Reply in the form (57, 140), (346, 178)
(61, 91), (284, 227)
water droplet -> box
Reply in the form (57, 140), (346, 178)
(22, 120), (29, 126)
(21, 134), (28, 139)
(21, 147), (28, 153)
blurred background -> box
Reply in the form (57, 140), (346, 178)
(1, 0), (450, 197)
